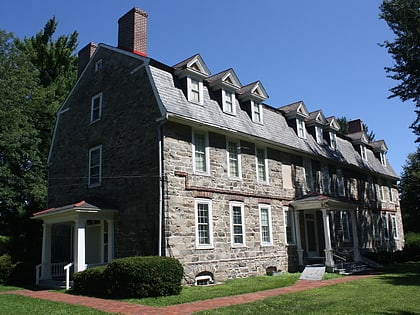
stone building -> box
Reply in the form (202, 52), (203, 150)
(33, 8), (404, 285)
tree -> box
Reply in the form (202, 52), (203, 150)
(380, 0), (420, 140)
(336, 116), (376, 141)
(399, 147), (420, 232)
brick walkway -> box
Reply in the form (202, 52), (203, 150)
(0, 275), (373, 315)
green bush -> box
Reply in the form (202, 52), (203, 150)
(105, 256), (183, 298)
(0, 235), (11, 255)
(404, 232), (420, 261)
(0, 254), (14, 284)
(72, 266), (107, 297)
(8, 260), (37, 285)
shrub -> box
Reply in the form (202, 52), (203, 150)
(0, 254), (14, 284)
(8, 260), (38, 285)
(105, 256), (183, 298)
(72, 266), (107, 297)
(0, 235), (11, 255)
(404, 232), (420, 261)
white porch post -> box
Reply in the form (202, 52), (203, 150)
(74, 219), (86, 272)
(40, 223), (52, 279)
(350, 210), (360, 261)
(107, 219), (114, 261)
(293, 210), (304, 266)
(322, 209), (334, 269)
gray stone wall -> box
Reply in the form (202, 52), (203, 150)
(48, 48), (162, 257)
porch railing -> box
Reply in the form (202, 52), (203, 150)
(64, 263), (73, 290)
(51, 262), (67, 278)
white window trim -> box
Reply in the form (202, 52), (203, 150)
(222, 89), (236, 115)
(329, 131), (337, 150)
(388, 184), (394, 203)
(283, 207), (296, 245)
(382, 212), (390, 240)
(380, 152), (387, 167)
(296, 118), (306, 139)
(90, 93), (103, 123)
(341, 211), (351, 243)
(251, 100), (263, 124)
(256, 147), (269, 184)
(88, 145), (102, 188)
(379, 181), (385, 201)
(259, 205), (273, 246)
(337, 168), (345, 197)
(192, 130), (210, 175)
(230, 201), (246, 247)
(187, 76), (203, 105)
(227, 140), (242, 179)
(360, 145), (368, 161)
(315, 126), (323, 144)
(195, 199), (214, 249)
(391, 215), (399, 239)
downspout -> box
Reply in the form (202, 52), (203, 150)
(157, 114), (168, 256)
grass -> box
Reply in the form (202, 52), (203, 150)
(124, 272), (301, 307)
(0, 294), (113, 315)
(0, 284), (22, 292)
(195, 262), (420, 315)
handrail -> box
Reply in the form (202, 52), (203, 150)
(64, 262), (73, 290)
(35, 264), (41, 286)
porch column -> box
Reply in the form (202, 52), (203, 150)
(107, 219), (114, 261)
(350, 210), (360, 261)
(293, 210), (304, 266)
(40, 223), (52, 279)
(73, 219), (86, 272)
(322, 209), (334, 269)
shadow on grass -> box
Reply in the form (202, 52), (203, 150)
(378, 262), (420, 287)
(376, 311), (418, 315)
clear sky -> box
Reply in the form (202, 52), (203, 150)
(1, 0), (417, 176)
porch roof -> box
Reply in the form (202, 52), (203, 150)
(32, 200), (117, 223)
(290, 194), (357, 211)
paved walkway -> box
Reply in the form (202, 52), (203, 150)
(0, 275), (373, 315)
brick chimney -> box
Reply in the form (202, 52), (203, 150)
(77, 42), (97, 77)
(348, 119), (364, 134)
(118, 7), (148, 56)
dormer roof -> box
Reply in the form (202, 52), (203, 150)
(347, 131), (369, 145)
(307, 110), (327, 126)
(370, 140), (388, 153)
(173, 54), (210, 79)
(236, 81), (268, 102)
(279, 101), (309, 119)
(206, 68), (242, 91)
(326, 116), (340, 131)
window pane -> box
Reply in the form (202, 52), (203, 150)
(257, 149), (266, 181)
(194, 133), (207, 172)
(228, 141), (239, 177)
(261, 208), (270, 243)
(231, 205), (244, 245)
(89, 146), (102, 186)
(197, 203), (210, 245)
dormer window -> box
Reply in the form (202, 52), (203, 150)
(252, 100), (263, 124)
(315, 126), (323, 144)
(296, 118), (306, 139)
(380, 152), (387, 166)
(360, 144), (367, 161)
(370, 140), (388, 167)
(330, 131), (337, 150)
(222, 89), (235, 114)
(188, 77), (203, 104)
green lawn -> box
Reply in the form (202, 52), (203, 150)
(196, 262), (420, 315)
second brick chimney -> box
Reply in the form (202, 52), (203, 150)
(348, 119), (364, 134)
(118, 7), (148, 56)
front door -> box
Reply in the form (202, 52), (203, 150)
(304, 212), (319, 257)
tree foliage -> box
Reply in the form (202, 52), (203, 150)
(380, 0), (420, 140)
(0, 19), (78, 261)
(336, 116), (376, 141)
(399, 147), (420, 232)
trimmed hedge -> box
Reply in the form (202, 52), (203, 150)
(72, 265), (107, 297)
(0, 254), (14, 284)
(72, 256), (183, 299)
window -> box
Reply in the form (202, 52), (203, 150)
(341, 211), (351, 242)
(95, 59), (103, 72)
(391, 215), (398, 239)
(315, 126), (323, 144)
(360, 145), (367, 161)
(296, 118), (306, 138)
(373, 213), (380, 240)
(329, 131), (337, 150)
(379, 179), (385, 201)
(193, 131), (209, 174)
(188, 77), (202, 104)
(283, 207), (296, 244)
(337, 168), (345, 197)
(256, 148), (268, 183)
(230, 202), (245, 246)
(303, 158), (313, 192)
(222, 90), (235, 114)
(252, 100), (263, 123)
(380, 152), (387, 166)
(227, 140), (241, 178)
(195, 199), (213, 248)
(259, 205), (272, 245)
(89, 145), (102, 187)
(90, 93), (102, 123)
(382, 213), (389, 240)
(368, 178), (376, 201)
(388, 184), (394, 203)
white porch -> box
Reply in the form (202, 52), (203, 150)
(290, 195), (360, 271)
(32, 201), (117, 287)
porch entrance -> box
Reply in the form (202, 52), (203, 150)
(304, 212), (319, 258)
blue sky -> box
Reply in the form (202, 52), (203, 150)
(1, 0), (417, 176)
